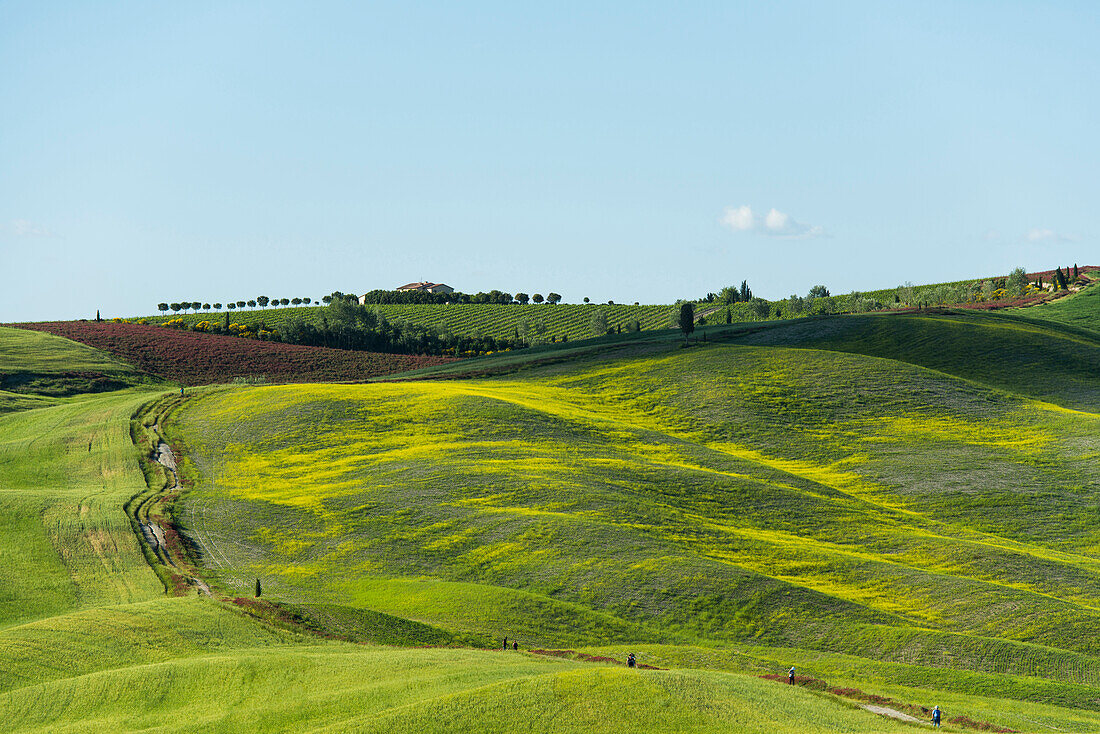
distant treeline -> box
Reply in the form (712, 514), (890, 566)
(274, 299), (524, 355)
(354, 289), (563, 305)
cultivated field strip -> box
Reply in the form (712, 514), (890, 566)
(135, 303), (679, 341)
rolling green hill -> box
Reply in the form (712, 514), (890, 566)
(0, 326), (161, 413)
(722, 309), (1100, 412)
(1011, 278), (1100, 334)
(162, 309), (1100, 729)
(0, 325), (955, 732)
(7, 311), (1100, 731)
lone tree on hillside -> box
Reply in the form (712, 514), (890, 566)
(589, 308), (608, 337)
(678, 303), (695, 341)
(1006, 267), (1029, 298)
(157, 303), (169, 313)
(228, 302), (237, 311)
(257, 296), (270, 309)
(514, 292), (530, 304)
(279, 298), (290, 307)
(203, 303), (211, 311)
(547, 292), (562, 304)
(237, 301), (246, 309)
(170, 303), (181, 314)
(532, 293), (544, 304)
(583, 296), (590, 304)
(213, 303), (222, 310)
(247, 299), (256, 309)
(291, 297), (302, 306)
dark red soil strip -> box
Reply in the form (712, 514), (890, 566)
(13, 321), (455, 386)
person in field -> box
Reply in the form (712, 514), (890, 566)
(932, 705), (941, 728)
(512, 641), (518, 651)
(788, 667), (795, 684)
(503, 636), (508, 650)
(627, 653), (636, 668)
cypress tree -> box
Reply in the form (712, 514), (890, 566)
(1074, 263), (1079, 278)
(726, 307), (732, 325)
(255, 578), (262, 597)
(96, 309), (101, 322)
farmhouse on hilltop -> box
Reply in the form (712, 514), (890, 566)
(395, 281), (454, 294)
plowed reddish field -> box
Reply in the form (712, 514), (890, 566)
(16, 322), (455, 386)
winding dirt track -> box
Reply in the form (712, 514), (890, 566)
(143, 422), (211, 596)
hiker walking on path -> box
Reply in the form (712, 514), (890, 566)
(512, 641), (518, 651)
(503, 636), (508, 650)
(627, 653), (636, 668)
(931, 705), (941, 728)
(788, 667), (795, 685)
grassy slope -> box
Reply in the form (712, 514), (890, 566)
(723, 310), (1100, 412)
(0, 326), (923, 733)
(1011, 278), (1100, 334)
(135, 302), (680, 341)
(0, 326), (160, 412)
(2, 648), (918, 734)
(0, 390), (167, 626)
(169, 309), (1100, 729)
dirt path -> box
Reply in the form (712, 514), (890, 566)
(861, 704), (927, 725)
(141, 422), (211, 597)
(152, 426), (179, 486)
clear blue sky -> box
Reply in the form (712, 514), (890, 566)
(2, 1), (1096, 321)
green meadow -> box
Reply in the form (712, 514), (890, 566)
(0, 323), (944, 732)
(4, 296), (1100, 731)
(164, 307), (1100, 729)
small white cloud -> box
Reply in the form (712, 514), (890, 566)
(720, 205), (755, 231)
(722, 205), (822, 238)
(1026, 227), (1076, 243)
(764, 208), (788, 231)
(10, 219), (55, 237)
